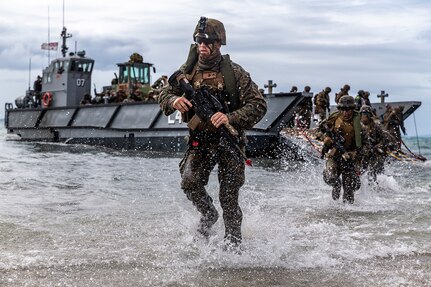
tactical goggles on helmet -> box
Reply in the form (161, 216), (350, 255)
(195, 35), (215, 45)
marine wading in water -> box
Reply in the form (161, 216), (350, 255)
(319, 95), (362, 204)
(158, 17), (267, 251)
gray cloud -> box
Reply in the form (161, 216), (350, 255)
(1, 0), (430, 135)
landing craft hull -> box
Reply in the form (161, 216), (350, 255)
(4, 92), (304, 157)
(4, 94), (421, 158)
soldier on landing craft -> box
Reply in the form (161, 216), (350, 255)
(313, 86), (331, 124)
(355, 90), (371, 111)
(335, 84), (350, 104)
(382, 105), (406, 149)
(33, 75), (43, 106)
(295, 85), (313, 129)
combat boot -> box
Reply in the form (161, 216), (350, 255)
(343, 189), (354, 204)
(223, 234), (242, 255)
(197, 206), (219, 238)
(332, 179), (341, 200)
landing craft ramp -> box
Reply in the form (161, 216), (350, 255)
(280, 100), (422, 160)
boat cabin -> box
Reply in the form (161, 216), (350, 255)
(41, 51), (94, 107)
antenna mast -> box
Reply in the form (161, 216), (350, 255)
(47, 6), (51, 64)
(28, 58), (31, 91)
(60, 0), (72, 57)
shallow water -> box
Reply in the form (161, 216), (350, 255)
(0, 129), (430, 286)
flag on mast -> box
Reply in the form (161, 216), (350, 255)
(41, 42), (58, 50)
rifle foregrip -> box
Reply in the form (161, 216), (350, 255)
(225, 123), (239, 137)
(187, 114), (201, 130)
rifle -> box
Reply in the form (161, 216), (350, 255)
(319, 122), (359, 174)
(168, 70), (252, 166)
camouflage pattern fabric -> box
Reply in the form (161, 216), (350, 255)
(321, 111), (363, 203)
(382, 106), (405, 149)
(159, 61), (267, 131)
(335, 90), (349, 104)
(158, 58), (267, 244)
(313, 90), (330, 120)
(361, 119), (393, 181)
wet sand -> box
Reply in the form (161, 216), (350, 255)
(2, 253), (430, 287)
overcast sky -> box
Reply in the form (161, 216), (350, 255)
(1, 0), (431, 136)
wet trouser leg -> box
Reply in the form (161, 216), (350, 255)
(323, 158), (341, 200)
(218, 147), (245, 245)
(180, 150), (219, 236)
(370, 156), (385, 181)
(341, 169), (361, 204)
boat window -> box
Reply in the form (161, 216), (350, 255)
(118, 64), (150, 84)
(57, 61), (65, 74)
(72, 60), (94, 73)
(70, 60), (76, 71)
(54, 61), (61, 73)
(130, 66), (150, 85)
(44, 73), (52, 84)
(63, 60), (69, 72)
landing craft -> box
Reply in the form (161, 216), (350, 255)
(3, 27), (422, 159)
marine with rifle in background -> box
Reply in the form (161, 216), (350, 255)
(359, 105), (395, 182)
(313, 86), (331, 124)
(335, 84), (350, 104)
(158, 16), (267, 250)
(354, 90), (371, 111)
(319, 95), (363, 204)
(295, 86), (313, 129)
(382, 105), (406, 149)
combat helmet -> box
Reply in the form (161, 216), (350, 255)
(359, 105), (373, 114)
(194, 16), (226, 45)
(324, 87), (331, 93)
(337, 95), (355, 109)
(342, 84), (350, 91)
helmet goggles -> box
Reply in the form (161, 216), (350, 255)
(195, 35), (215, 45)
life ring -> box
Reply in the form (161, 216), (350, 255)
(42, 92), (53, 107)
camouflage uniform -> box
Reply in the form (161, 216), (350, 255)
(360, 105), (393, 181)
(313, 87), (331, 123)
(33, 75), (42, 107)
(295, 86), (313, 129)
(159, 17), (267, 246)
(354, 90), (371, 111)
(320, 95), (362, 204)
(383, 105), (406, 149)
(335, 84), (350, 104)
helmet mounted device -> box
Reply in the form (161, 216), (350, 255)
(193, 16), (226, 45)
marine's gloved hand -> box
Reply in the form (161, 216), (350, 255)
(342, 150), (357, 161)
(323, 136), (333, 147)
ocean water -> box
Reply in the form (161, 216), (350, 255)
(0, 127), (430, 287)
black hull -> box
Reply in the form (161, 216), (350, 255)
(4, 92), (304, 157)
